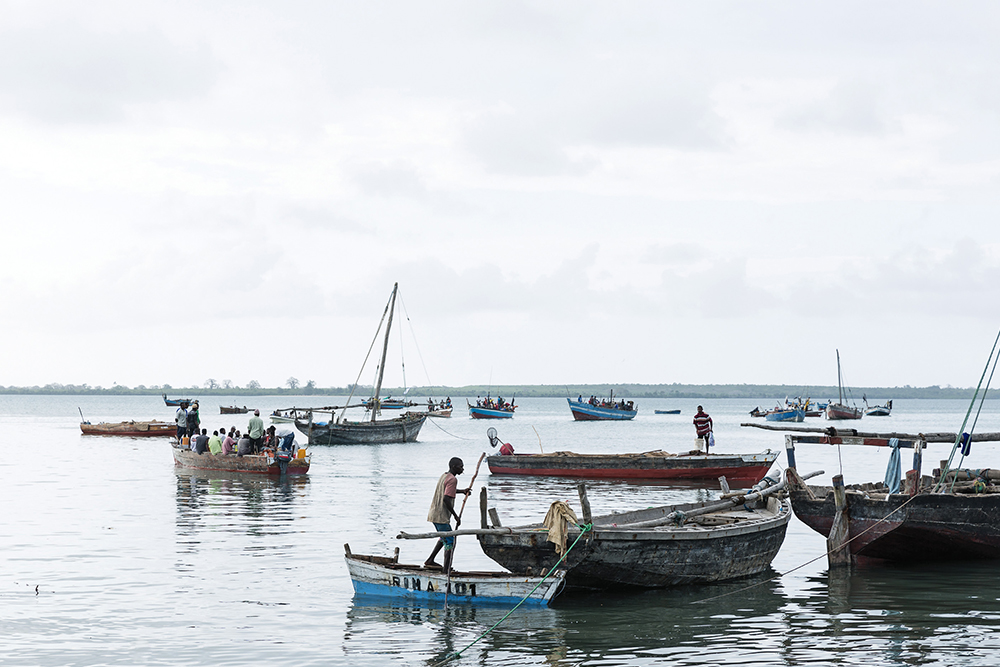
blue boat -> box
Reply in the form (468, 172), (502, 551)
(468, 397), (516, 419)
(345, 550), (564, 606)
(162, 394), (193, 407)
(765, 408), (805, 423)
(567, 397), (637, 421)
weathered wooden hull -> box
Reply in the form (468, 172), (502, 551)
(81, 421), (176, 437)
(765, 409), (804, 422)
(346, 554), (565, 606)
(567, 399), (637, 421)
(865, 406), (891, 417)
(468, 405), (515, 419)
(826, 403), (863, 420)
(219, 406), (250, 414)
(427, 408), (453, 418)
(295, 413), (426, 445)
(478, 497), (791, 589)
(172, 446), (310, 475)
(789, 484), (1000, 561)
(487, 451), (778, 483)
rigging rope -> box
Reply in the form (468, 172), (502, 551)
(426, 414), (474, 441)
(341, 290), (394, 422)
(430, 524), (593, 666)
(936, 326), (1000, 493)
(398, 291), (434, 387)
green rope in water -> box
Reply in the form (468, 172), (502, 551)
(935, 327), (1000, 493)
(432, 523), (594, 666)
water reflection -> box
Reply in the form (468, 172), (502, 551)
(174, 471), (311, 548)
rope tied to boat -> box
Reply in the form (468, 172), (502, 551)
(431, 522), (593, 666)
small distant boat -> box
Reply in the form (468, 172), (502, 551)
(220, 405), (251, 415)
(81, 420), (175, 437)
(361, 397), (416, 411)
(765, 408), (805, 423)
(654, 409), (681, 415)
(162, 394), (193, 407)
(864, 398), (893, 417)
(826, 350), (863, 420)
(567, 394), (637, 421)
(487, 449), (779, 483)
(344, 547), (565, 607)
(427, 407), (453, 418)
(172, 445), (310, 475)
(468, 396), (516, 419)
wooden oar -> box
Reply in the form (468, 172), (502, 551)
(444, 452), (485, 609)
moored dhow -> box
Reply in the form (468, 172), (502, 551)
(466, 478), (802, 590)
(487, 449), (778, 483)
(297, 410), (426, 445)
(778, 427), (1000, 562)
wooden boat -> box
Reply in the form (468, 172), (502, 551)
(162, 394), (193, 407)
(487, 449), (779, 483)
(765, 408), (804, 422)
(427, 407), (453, 418)
(468, 399), (515, 419)
(220, 405), (251, 415)
(864, 399), (893, 417)
(344, 546), (565, 607)
(826, 349), (862, 420)
(567, 396), (637, 421)
(294, 284), (427, 445)
(654, 409), (681, 415)
(472, 481), (795, 590)
(172, 445), (310, 475)
(80, 420), (175, 437)
(780, 428), (1000, 562)
(361, 397), (415, 411)
(297, 411), (427, 445)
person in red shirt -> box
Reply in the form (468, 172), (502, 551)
(424, 457), (471, 571)
(693, 405), (713, 451)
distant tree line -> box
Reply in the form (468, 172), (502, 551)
(0, 381), (979, 399)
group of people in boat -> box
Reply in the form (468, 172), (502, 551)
(577, 394), (635, 411)
(474, 396), (514, 412)
(175, 405), (299, 456)
(426, 397), (452, 411)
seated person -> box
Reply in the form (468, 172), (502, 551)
(499, 441), (514, 456)
(237, 433), (252, 456)
(194, 429), (210, 454)
(222, 430), (238, 455)
(207, 430), (223, 455)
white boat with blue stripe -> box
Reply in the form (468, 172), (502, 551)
(345, 547), (565, 607)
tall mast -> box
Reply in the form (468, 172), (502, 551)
(836, 349), (844, 404)
(371, 283), (398, 423)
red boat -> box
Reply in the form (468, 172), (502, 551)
(487, 450), (779, 483)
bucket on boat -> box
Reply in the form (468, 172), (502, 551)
(296, 448), (306, 459)
(182, 436), (190, 448)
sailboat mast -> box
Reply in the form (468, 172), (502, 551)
(372, 283), (398, 423)
(836, 349), (844, 404)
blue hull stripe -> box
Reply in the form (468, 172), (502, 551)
(351, 580), (549, 606)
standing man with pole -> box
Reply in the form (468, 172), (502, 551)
(693, 405), (713, 452)
(424, 457), (471, 572)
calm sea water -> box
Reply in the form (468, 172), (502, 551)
(3, 395), (1000, 666)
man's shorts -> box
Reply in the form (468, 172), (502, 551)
(433, 523), (455, 548)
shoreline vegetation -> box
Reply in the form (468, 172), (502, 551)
(0, 382), (976, 400)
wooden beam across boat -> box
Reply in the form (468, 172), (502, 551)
(741, 422), (1000, 444)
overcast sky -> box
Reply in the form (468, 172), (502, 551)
(2, 1), (999, 390)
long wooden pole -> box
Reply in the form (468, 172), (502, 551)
(371, 283), (398, 423)
(444, 452), (486, 609)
